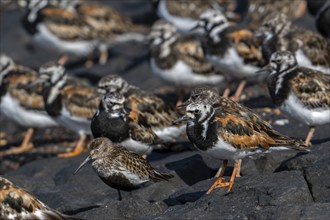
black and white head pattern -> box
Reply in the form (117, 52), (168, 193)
(149, 20), (179, 57)
(269, 51), (297, 94)
(39, 62), (67, 86)
(0, 54), (15, 85)
(98, 75), (130, 95)
(260, 13), (291, 39)
(197, 9), (229, 43)
(101, 91), (126, 115)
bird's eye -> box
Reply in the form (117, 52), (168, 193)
(194, 109), (199, 114)
(203, 105), (206, 109)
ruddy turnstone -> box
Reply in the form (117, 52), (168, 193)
(0, 54), (58, 156)
(258, 13), (330, 74)
(19, 0), (150, 65)
(37, 62), (99, 157)
(71, 0), (149, 43)
(0, 177), (79, 219)
(97, 75), (186, 143)
(18, 0), (100, 62)
(192, 9), (265, 100)
(91, 91), (161, 156)
(174, 91), (308, 193)
(152, 0), (240, 33)
(245, 0), (306, 29)
(74, 137), (173, 200)
(258, 50), (330, 145)
(149, 20), (228, 103)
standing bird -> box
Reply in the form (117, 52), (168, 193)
(0, 54), (58, 156)
(18, 0), (150, 65)
(38, 62), (99, 157)
(152, 0), (240, 33)
(174, 90), (308, 193)
(74, 137), (173, 200)
(97, 75), (186, 143)
(18, 0), (101, 64)
(149, 20), (228, 105)
(0, 177), (80, 219)
(192, 9), (265, 101)
(91, 91), (160, 157)
(257, 13), (330, 74)
(258, 51), (330, 145)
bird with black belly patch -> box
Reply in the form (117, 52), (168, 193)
(91, 91), (161, 158)
(74, 137), (174, 200)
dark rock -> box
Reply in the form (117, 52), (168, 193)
(150, 171), (313, 219)
(246, 203), (330, 220)
(305, 158), (330, 202)
(165, 154), (213, 186)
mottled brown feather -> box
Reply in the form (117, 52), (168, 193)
(213, 97), (307, 150)
(290, 68), (330, 109)
(62, 84), (99, 119)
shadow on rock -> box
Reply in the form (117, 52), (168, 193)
(165, 154), (212, 186)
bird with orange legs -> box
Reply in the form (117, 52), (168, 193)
(175, 86), (308, 193)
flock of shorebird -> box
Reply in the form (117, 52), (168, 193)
(1, 0), (329, 219)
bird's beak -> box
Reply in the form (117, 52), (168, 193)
(176, 99), (191, 109)
(172, 114), (190, 125)
(255, 64), (272, 76)
(74, 156), (92, 175)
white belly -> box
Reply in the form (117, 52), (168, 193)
(56, 106), (92, 134)
(281, 93), (330, 126)
(207, 48), (260, 79)
(0, 93), (58, 128)
(34, 24), (98, 56)
(154, 124), (186, 142)
(120, 138), (152, 155)
(150, 58), (225, 86)
(295, 50), (330, 74)
(202, 137), (292, 160)
(157, 0), (197, 33)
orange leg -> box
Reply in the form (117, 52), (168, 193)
(57, 54), (69, 65)
(207, 160), (240, 194)
(231, 80), (246, 101)
(176, 87), (186, 107)
(236, 159), (242, 177)
(305, 127), (315, 146)
(98, 44), (108, 65)
(0, 131), (7, 146)
(214, 160), (228, 178)
(222, 87), (231, 98)
(58, 133), (87, 158)
(0, 128), (34, 156)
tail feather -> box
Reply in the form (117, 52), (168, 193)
(151, 171), (174, 182)
(271, 133), (309, 152)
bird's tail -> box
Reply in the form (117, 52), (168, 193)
(152, 171), (174, 182)
(271, 132), (309, 152)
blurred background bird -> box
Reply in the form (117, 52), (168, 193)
(0, 54), (58, 156)
(36, 62), (99, 157)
